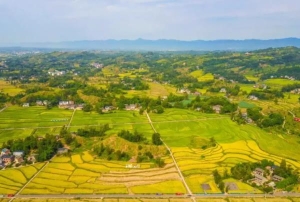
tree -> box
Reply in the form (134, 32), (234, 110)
(280, 159), (287, 170)
(64, 133), (73, 145)
(83, 103), (93, 112)
(152, 133), (163, 145)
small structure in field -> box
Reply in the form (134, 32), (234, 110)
(22, 103), (29, 107)
(220, 88), (227, 93)
(125, 104), (140, 111)
(57, 148), (69, 155)
(212, 105), (222, 114)
(248, 95), (259, 101)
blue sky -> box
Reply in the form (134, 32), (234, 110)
(0, 0), (299, 43)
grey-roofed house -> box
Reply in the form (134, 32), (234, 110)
(1, 148), (10, 156)
(13, 151), (24, 157)
(272, 175), (284, 182)
(57, 148), (69, 155)
(254, 174), (267, 185)
(1, 154), (14, 166)
(254, 168), (264, 176)
(212, 105), (222, 114)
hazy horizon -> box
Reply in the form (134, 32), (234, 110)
(1, 0), (300, 44)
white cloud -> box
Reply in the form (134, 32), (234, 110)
(0, 0), (299, 43)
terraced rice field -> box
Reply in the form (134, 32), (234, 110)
(0, 163), (44, 194)
(22, 153), (185, 194)
(11, 198), (300, 202)
(13, 199), (194, 202)
(149, 109), (300, 194)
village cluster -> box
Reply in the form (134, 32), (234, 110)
(251, 166), (284, 189)
(0, 148), (31, 168)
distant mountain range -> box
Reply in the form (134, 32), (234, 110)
(3, 38), (300, 51)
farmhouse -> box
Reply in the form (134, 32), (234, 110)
(1, 148), (10, 156)
(254, 174), (267, 185)
(272, 175), (284, 182)
(291, 88), (300, 94)
(15, 156), (24, 164)
(36, 100), (43, 106)
(212, 105), (222, 114)
(91, 63), (104, 68)
(36, 100), (48, 106)
(254, 168), (264, 176)
(249, 95), (259, 100)
(102, 106), (115, 112)
(27, 155), (36, 163)
(48, 70), (66, 76)
(13, 151), (24, 157)
(1, 154), (14, 166)
(58, 101), (84, 110)
(57, 148), (69, 155)
(220, 88), (227, 93)
(178, 88), (191, 94)
(125, 104), (140, 111)
(22, 103), (29, 107)
(59, 101), (75, 109)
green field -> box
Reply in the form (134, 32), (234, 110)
(0, 106), (72, 129)
(264, 79), (300, 88)
(0, 106), (73, 143)
(190, 70), (214, 81)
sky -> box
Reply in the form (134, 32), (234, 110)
(0, 0), (299, 44)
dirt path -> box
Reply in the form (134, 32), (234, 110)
(0, 105), (7, 113)
(67, 109), (76, 129)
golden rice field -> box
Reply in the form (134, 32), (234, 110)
(0, 80), (24, 96)
(172, 139), (300, 194)
(10, 198), (300, 202)
(0, 163), (45, 194)
(21, 153), (186, 195)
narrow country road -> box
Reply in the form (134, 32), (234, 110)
(67, 109), (76, 129)
(145, 112), (195, 202)
(9, 161), (49, 202)
(5, 192), (300, 200)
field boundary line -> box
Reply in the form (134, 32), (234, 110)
(288, 111), (296, 117)
(67, 109), (76, 129)
(145, 112), (195, 201)
(9, 161), (49, 202)
(0, 104), (7, 113)
(0, 117), (228, 131)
